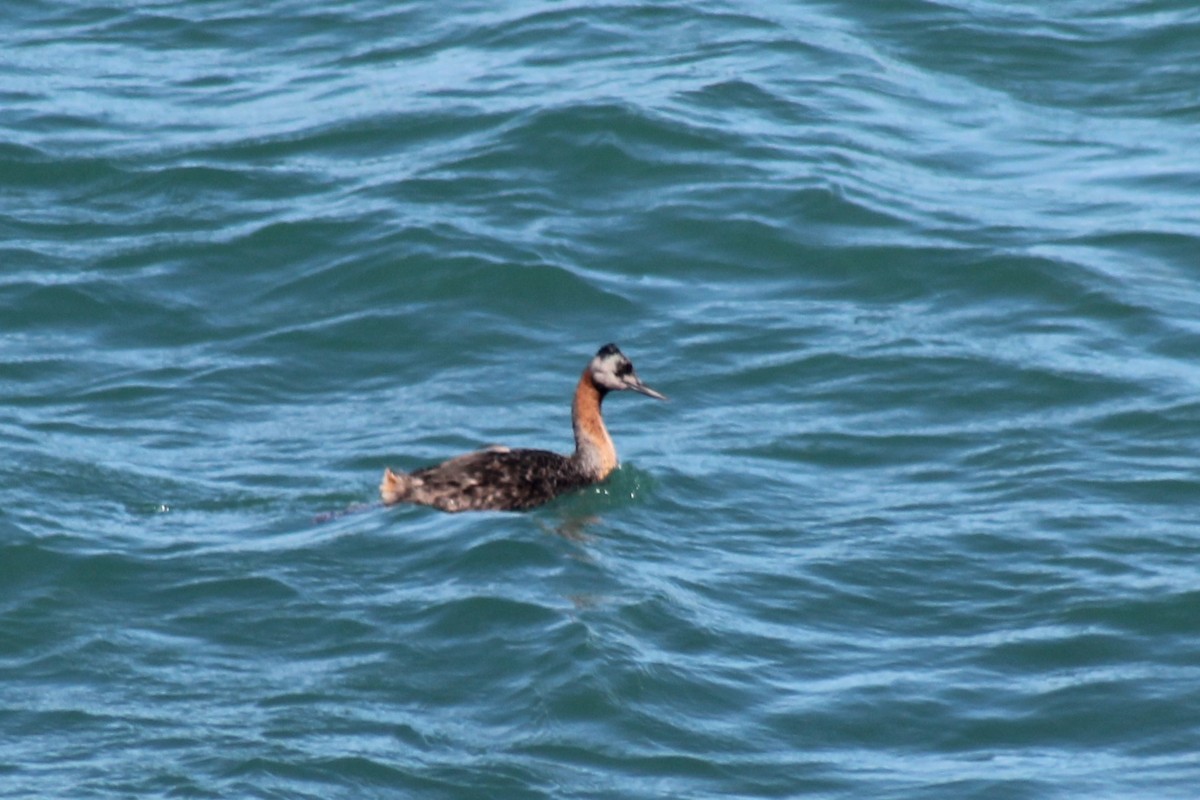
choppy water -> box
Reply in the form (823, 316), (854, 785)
(4, 2), (1200, 798)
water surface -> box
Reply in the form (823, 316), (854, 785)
(3, 2), (1200, 798)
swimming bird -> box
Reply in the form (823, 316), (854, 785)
(380, 343), (666, 512)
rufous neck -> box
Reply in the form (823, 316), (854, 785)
(571, 371), (617, 480)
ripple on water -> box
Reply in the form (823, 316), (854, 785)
(4, 0), (1200, 798)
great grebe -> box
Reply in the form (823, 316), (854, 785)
(380, 343), (666, 512)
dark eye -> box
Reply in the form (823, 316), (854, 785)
(616, 361), (633, 377)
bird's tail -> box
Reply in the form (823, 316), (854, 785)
(380, 467), (413, 505)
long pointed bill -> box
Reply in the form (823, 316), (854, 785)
(627, 375), (667, 400)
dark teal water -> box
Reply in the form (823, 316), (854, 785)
(4, 2), (1200, 798)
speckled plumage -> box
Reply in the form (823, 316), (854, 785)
(380, 344), (666, 513)
(384, 447), (592, 512)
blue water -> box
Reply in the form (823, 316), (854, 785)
(3, 2), (1200, 798)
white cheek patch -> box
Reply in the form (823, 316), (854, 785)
(590, 357), (626, 390)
